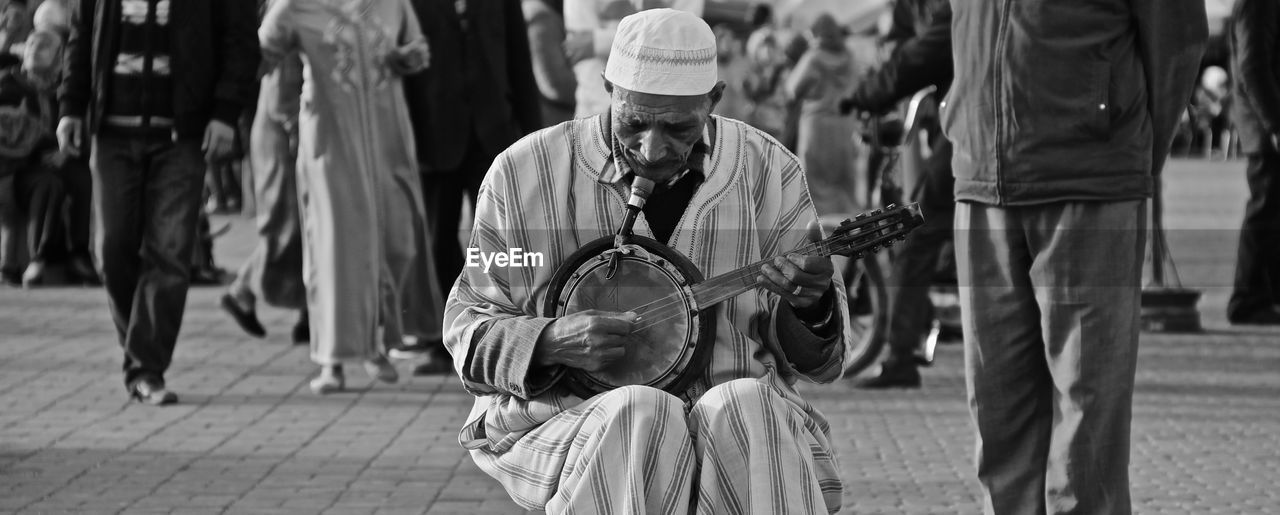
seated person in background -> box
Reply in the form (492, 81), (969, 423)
(0, 29), (95, 287)
(445, 10), (853, 513)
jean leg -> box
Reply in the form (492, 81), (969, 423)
(956, 202), (1052, 515)
(121, 140), (205, 388)
(92, 138), (146, 350)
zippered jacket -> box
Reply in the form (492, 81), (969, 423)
(943, 0), (1207, 206)
(58, 0), (260, 140)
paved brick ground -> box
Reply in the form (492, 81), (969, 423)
(2, 159), (1278, 514)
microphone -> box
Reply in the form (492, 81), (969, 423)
(626, 176), (656, 210)
(606, 176), (657, 280)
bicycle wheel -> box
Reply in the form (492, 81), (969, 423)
(840, 250), (890, 377)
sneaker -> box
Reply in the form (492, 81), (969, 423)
(131, 379), (178, 405)
(1228, 307), (1280, 326)
(411, 348), (454, 376)
(854, 357), (921, 389)
(21, 260), (46, 288)
(309, 365), (344, 394)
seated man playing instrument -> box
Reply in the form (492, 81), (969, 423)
(443, 9), (854, 514)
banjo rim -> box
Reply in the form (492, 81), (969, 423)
(542, 235), (716, 398)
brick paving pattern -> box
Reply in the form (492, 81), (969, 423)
(2, 160), (1278, 514)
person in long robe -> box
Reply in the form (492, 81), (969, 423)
(785, 13), (861, 217)
(259, 0), (435, 393)
(444, 10), (853, 513)
(220, 54), (309, 343)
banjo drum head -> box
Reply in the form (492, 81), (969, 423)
(546, 237), (708, 396)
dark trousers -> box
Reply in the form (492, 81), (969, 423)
(0, 164), (64, 269)
(884, 139), (954, 360)
(59, 158), (94, 259)
(91, 135), (205, 390)
(1228, 151), (1280, 318)
(422, 135), (491, 300)
(957, 200), (1145, 515)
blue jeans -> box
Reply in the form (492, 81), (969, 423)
(91, 135), (205, 390)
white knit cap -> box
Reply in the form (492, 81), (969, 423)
(604, 9), (718, 96)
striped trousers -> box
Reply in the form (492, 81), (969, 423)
(471, 379), (842, 514)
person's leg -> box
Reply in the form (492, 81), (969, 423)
(1228, 151), (1280, 322)
(122, 139), (205, 391)
(472, 385), (695, 513)
(17, 164), (65, 286)
(91, 137), (147, 361)
(861, 142), (955, 387)
(956, 201), (1052, 515)
(1027, 200), (1144, 515)
(0, 174), (21, 282)
(689, 379), (843, 514)
(57, 158), (98, 283)
(423, 171), (465, 299)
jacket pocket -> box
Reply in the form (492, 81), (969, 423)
(1014, 58), (1111, 143)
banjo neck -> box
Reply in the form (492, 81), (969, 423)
(687, 203), (924, 311)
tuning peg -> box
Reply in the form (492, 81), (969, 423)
(843, 218), (852, 225)
(855, 213), (867, 220)
(871, 209), (883, 216)
(886, 203), (897, 209)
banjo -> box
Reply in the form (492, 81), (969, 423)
(542, 178), (926, 398)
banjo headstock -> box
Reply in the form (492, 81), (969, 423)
(822, 203), (925, 259)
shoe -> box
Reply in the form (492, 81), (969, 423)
(310, 365), (345, 394)
(854, 357), (922, 389)
(191, 265), (226, 286)
(364, 355), (399, 384)
(21, 260), (45, 288)
(388, 336), (442, 360)
(0, 267), (20, 286)
(1228, 307), (1280, 325)
(67, 255), (102, 286)
(219, 293), (266, 338)
(411, 348), (454, 376)
(291, 311), (310, 344)
(131, 379), (178, 405)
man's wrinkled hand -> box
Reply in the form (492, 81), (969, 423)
(202, 120), (236, 163)
(757, 220), (834, 309)
(535, 310), (638, 372)
(56, 116), (83, 157)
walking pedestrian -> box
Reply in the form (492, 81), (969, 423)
(57, 0), (260, 405)
(220, 54), (309, 344)
(259, 0), (432, 394)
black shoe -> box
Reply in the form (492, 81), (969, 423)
(854, 358), (922, 389)
(1228, 307), (1280, 326)
(220, 293), (267, 338)
(292, 311), (310, 344)
(131, 379), (178, 405)
(1, 268), (20, 287)
(411, 347), (454, 376)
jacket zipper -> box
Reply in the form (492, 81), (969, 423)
(993, 0), (1012, 205)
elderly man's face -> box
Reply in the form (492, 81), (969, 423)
(609, 81), (725, 183)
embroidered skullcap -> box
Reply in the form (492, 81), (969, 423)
(604, 8), (718, 96)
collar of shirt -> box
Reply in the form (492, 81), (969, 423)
(598, 111), (714, 188)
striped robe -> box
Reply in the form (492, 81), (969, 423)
(444, 115), (855, 514)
